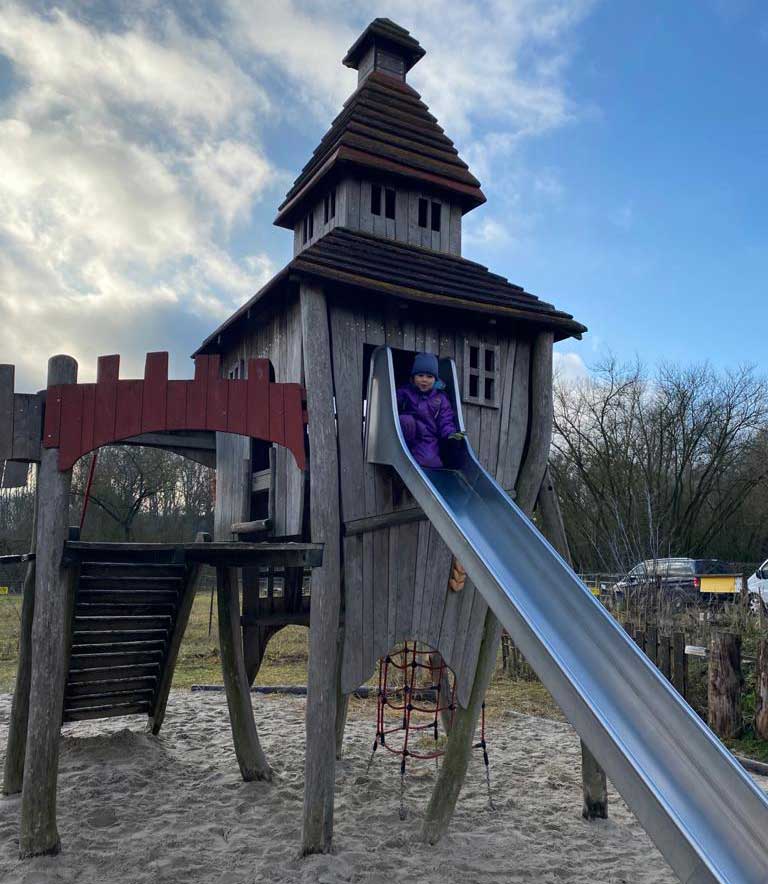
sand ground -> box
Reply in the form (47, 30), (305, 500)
(2, 692), (764, 884)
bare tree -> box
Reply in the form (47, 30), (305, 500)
(551, 358), (768, 573)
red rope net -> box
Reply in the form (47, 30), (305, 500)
(370, 642), (456, 774)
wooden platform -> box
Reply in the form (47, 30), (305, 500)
(61, 540), (323, 725)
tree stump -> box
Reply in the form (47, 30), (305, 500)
(707, 632), (742, 740)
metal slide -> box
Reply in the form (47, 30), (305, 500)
(365, 346), (768, 884)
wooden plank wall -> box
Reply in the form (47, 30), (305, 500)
(340, 177), (462, 256)
(217, 295), (305, 538)
(335, 297), (532, 706)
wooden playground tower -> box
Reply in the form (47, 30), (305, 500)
(2, 18), (598, 859)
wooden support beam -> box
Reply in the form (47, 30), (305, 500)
(3, 466), (38, 796)
(216, 565), (272, 781)
(300, 281), (342, 855)
(20, 356), (77, 857)
(148, 534), (210, 735)
(343, 505), (425, 535)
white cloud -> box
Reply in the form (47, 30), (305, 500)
(0, 3), (282, 387)
(0, 1), (593, 387)
(554, 350), (589, 383)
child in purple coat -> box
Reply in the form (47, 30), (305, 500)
(397, 353), (462, 469)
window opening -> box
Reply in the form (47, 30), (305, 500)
(371, 184), (382, 216)
(418, 198), (428, 228)
(385, 188), (396, 219)
(302, 216), (308, 244)
(324, 194), (329, 224)
(463, 339), (500, 408)
(330, 188), (336, 218)
(431, 201), (441, 232)
(308, 211), (314, 239)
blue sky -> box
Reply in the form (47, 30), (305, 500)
(0, 1), (765, 389)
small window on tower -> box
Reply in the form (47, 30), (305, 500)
(323, 193), (330, 224)
(385, 188), (396, 219)
(462, 338), (500, 408)
(308, 211), (314, 239)
(330, 188), (336, 219)
(302, 216), (308, 244)
(431, 201), (441, 232)
(418, 198), (428, 228)
(371, 184), (382, 216)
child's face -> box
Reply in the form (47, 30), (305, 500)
(413, 372), (436, 393)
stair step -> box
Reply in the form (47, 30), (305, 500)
(70, 640), (167, 656)
(75, 602), (177, 617)
(72, 629), (169, 646)
(72, 615), (173, 632)
(81, 563), (187, 579)
(64, 689), (154, 711)
(67, 663), (161, 684)
(66, 676), (158, 697)
(63, 702), (150, 722)
(70, 649), (164, 670)
(78, 577), (183, 592)
(77, 588), (180, 605)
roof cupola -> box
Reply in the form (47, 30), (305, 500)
(342, 18), (425, 84)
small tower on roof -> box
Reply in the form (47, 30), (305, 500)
(275, 18), (485, 257)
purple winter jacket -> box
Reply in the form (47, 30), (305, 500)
(396, 383), (458, 469)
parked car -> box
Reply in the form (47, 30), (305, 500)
(747, 558), (768, 614)
(611, 557), (738, 608)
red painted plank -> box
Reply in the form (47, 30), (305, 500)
(246, 359), (270, 440)
(43, 385), (63, 448)
(115, 380), (143, 440)
(226, 380), (247, 435)
(269, 384), (285, 446)
(205, 355), (228, 432)
(59, 385), (84, 470)
(166, 381), (188, 430)
(283, 383), (306, 469)
(141, 352), (168, 433)
(93, 355), (119, 448)
(97, 354), (120, 384)
(80, 384), (96, 454)
(186, 356), (209, 428)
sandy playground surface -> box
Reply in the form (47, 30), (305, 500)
(2, 692), (766, 884)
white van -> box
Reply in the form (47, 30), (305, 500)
(747, 558), (768, 614)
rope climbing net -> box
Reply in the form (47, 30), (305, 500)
(367, 641), (494, 818)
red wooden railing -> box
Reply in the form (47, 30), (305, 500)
(43, 352), (307, 470)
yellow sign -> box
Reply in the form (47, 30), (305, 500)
(0, 587), (8, 595)
(699, 575), (742, 594)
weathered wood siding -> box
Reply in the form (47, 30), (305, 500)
(215, 294), (305, 539)
(334, 295), (533, 706)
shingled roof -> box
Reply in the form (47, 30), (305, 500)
(195, 228), (585, 355)
(274, 71), (485, 228)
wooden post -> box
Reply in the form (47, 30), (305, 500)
(217, 565), (272, 781)
(335, 627), (349, 760)
(708, 631), (742, 740)
(300, 282), (342, 855)
(19, 356), (76, 857)
(148, 532), (210, 736)
(536, 465), (607, 820)
(422, 331), (555, 844)
(755, 639), (768, 741)
(657, 634), (672, 680)
(672, 632), (687, 699)
(3, 465), (39, 796)
(422, 608), (503, 844)
(645, 625), (658, 666)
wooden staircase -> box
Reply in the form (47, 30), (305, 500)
(63, 548), (199, 730)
